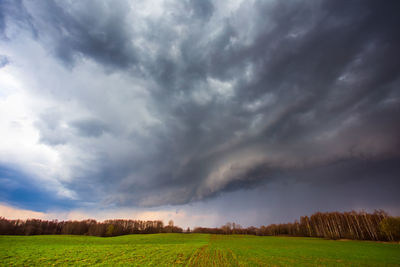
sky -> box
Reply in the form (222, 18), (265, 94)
(0, 0), (399, 228)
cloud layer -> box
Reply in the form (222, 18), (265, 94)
(1, 0), (399, 214)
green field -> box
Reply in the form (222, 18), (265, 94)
(1, 234), (399, 266)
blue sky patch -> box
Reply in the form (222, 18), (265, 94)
(0, 165), (76, 212)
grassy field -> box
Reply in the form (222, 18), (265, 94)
(0, 234), (399, 266)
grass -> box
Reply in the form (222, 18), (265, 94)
(0, 234), (399, 266)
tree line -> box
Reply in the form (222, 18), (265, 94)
(1, 210), (399, 241)
(192, 210), (400, 241)
(0, 218), (183, 237)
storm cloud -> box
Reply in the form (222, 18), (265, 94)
(1, 0), (399, 217)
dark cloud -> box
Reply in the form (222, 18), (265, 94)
(21, 0), (138, 68)
(4, 0), (400, 210)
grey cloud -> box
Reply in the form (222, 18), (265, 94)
(185, 0), (214, 20)
(0, 6), (4, 37)
(0, 55), (9, 68)
(70, 118), (108, 138)
(0, 0), (37, 39)
(35, 110), (68, 146)
(5, 0), (400, 208)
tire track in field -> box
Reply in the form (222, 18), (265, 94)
(187, 244), (209, 266)
(187, 235), (240, 267)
